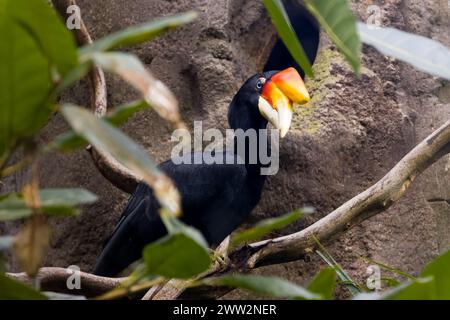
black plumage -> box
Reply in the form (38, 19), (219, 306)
(93, 73), (273, 277)
(93, 0), (318, 276)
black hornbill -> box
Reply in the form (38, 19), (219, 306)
(94, 1), (319, 277)
(93, 67), (311, 276)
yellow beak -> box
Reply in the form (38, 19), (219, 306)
(258, 67), (310, 138)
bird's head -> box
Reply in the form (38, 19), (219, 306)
(228, 67), (310, 138)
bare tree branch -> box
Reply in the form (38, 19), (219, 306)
(7, 267), (126, 297)
(8, 118), (450, 299)
(174, 118), (450, 299)
(246, 119), (450, 268)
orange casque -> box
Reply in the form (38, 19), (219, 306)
(261, 67), (310, 110)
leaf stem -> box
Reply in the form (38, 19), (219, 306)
(363, 257), (416, 281)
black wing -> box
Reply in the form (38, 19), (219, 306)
(93, 151), (247, 276)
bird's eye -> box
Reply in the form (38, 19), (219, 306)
(256, 78), (265, 90)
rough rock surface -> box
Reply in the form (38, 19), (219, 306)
(1, 0), (450, 299)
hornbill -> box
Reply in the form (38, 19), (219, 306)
(93, 68), (311, 276)
(94, 1), (318, 277)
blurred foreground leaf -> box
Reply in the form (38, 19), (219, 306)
(358, 22), (450, 80)
(0, 15), (52, 157)
(356, 250), (450, 300)
(61, 105), (181, 216)
(5, 0), (77, 76)
(314, 237), (362, 296)
(142, 220), (211, 279)
(421, 250), (450, 299)
(53, 100), (149, 152)
(263, 0), (314, 77)
(307, 267), (337, 300)
(231, 208), (313, 247)
(0, 273), (47, 300)
(202, 275), (320, 300)
(85, 52), (182, 127)
(304, 0), (361, 73)
(0, 189), (98, 221)
(355, 277), (436, 300)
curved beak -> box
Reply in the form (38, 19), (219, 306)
(258, 67), (310, 138)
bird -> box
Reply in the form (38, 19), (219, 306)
(93, 67), (311, 276)
(264, 0), (320, 77)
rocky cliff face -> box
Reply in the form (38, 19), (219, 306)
(1, 0), (449, 298)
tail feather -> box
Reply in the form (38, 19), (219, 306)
(93, 191), (166, 277)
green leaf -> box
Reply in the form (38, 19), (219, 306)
(37, 188), (98, 207)
(52, 100), (150, 152)
(0, 188), (98, 221)
(304, 0), (361, 73)
(0, 202), (30, 221)
(0, 273), (47, 300)
(421, 250), (450, 299)
(160, 216), (207, 245)
(263, 0), (314, 77)
(85, 52), (180, 125)
(382, 278), (436, 300)
(314, 237), (361, 296)
(0, 0), (74, 155)
(357, 22), (450, 80)
(61, 105), (181, 215)
(355, 277), (436, 300)
(307, 267), (337, 300)
(106, 100), (150, 126)
(142, 223), (211, 279)
(80, 11), (198, 54)
(231, 208), (313, 247)
(51, 131), (89, 153)
(381, 277), (402, 288)
(5, 0), (77, 77)
(0, 15), (52, 156)
(202, 275), (320, 300)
